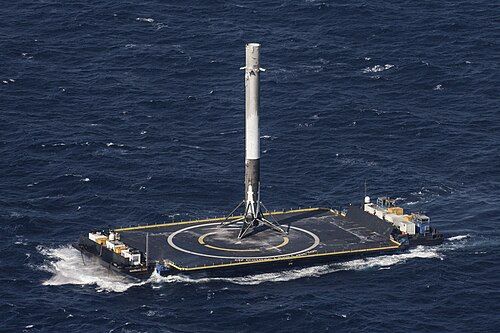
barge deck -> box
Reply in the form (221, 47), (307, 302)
(87, 206), (402, 276)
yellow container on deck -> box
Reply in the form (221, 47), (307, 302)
(114, 245), (126, 254)
(387, 207), (404, 215)
(95, 237), (107, 245)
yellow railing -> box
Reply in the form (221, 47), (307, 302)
(167, 240), (402, 272)
(114, 207), (324, 232)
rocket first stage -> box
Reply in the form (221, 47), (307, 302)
(221, 43), (286, 239)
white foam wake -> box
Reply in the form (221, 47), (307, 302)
(38, 246), (147, 292)
(152, 245), (446, 286)
(339, 245), (443, 270)
(38, 236), (470, 292)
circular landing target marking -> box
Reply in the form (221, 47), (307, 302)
(198, 232), (290, 252)
(167, 222), (320, 260)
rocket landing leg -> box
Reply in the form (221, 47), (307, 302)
(221, 184), (287, 239)
(221, 203), (287, 239)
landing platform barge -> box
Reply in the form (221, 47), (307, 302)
(75, 206), (405, 278)
(74, 43), (443, 279)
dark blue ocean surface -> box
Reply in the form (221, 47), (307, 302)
(1, 0), (499, 332)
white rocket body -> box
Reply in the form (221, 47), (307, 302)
(244, 43), (262, 219)
(222, 43), (286, 239)
(245, 43), (261, 161)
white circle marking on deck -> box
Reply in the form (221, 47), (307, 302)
(167, 222), (320, 260)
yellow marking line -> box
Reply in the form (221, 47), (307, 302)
(197, 232), (290, 252)
(198, 232), (255, 252)
(114, 207), (323, 232)
(198, 232), (213, 245)
(166, 240), (402, 272)
(273, 236), (289, 250)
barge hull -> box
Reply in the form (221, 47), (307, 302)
(76, 207), (405, 278)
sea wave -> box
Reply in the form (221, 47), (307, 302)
(362, 64), (394, 73)
(136, 17), (154, 23)
(447, 234), (470, 241)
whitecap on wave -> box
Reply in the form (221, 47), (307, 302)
(362, 64), (394, 73)
(447, 234), (470, 241)
(136, 17), (154, 23)
(106, 142), (124, 147)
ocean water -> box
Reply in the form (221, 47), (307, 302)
(1, 0), (499, 332)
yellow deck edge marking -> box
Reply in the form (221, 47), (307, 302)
(166, 240), (401, 272)
(114, 207), (324, 232)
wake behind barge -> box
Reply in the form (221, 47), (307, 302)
(74, 43), (442, 279)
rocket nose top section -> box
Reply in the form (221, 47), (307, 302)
(245, 43), (260, 69)
(244, 43), (261, 161)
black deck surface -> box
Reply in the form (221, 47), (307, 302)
(116, 207), (398, 270)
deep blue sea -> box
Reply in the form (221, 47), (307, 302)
(1, 1), (499, 332)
